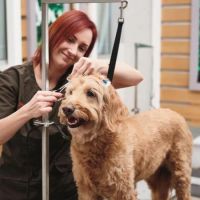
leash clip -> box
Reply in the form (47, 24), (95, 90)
(119, 0), (128, 23)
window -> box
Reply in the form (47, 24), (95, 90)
(36, 0), (65, 44)
(74, 3), (116, 57)
(96, 3), (112, 55)
(190, 0), (200, 90)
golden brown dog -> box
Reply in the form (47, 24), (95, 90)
(59, 73), (192, 200)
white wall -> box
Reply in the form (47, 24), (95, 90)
(114, 0), (161, 112)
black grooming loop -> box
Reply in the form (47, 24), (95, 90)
(107, 0), (128, 81)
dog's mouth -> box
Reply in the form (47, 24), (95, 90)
(67, 116), (87, 128)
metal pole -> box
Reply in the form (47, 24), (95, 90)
(41, 3), (49, 200)
(42, 0), (121, 3)
(132, 43), (153, 114)
(132, 44), (139, 114)
(40, 1), (126, 200)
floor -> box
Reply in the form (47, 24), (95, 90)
(137, 181), (200, 200)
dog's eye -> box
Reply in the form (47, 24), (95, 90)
(67, 90), (73, 95)
(87, 90), (96, 98)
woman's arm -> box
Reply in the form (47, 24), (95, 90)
(0, 91), (62, 144)
(95, 59), (143, 88)
(70, 57), (143, 88)
(0, 107), (32, 144)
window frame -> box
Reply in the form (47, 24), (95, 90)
(0, 0), (22, 70)
(190, 0), (200, 90)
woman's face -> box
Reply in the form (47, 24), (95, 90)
(51, 28), (93, 70)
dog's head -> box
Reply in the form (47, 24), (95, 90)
(58, 72), (129, 143)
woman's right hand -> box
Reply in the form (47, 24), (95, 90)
(23, 91), (63, 119)
(0, 90), (62, 144)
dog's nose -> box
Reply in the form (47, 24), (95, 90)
(62, 106), (75, 116)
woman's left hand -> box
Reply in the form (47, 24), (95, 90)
(70, 57), (143, 88)
(70, 57), (100, 77)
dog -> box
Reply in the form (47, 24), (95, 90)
(59, 73), (193, 200)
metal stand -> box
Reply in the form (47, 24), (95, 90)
(131, 43), (153, 114)
(41, 3), (50, 200)
(40, 1), (127, 200)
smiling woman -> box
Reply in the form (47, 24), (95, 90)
(0, 9), (143, 200)
(0, 10), (99, 200)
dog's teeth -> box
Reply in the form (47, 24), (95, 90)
(68, 117), (78, 125)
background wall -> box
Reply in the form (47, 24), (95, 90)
(117, 0), (161, 113)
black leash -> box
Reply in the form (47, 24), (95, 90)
(107, 20), (124, 81)
(107, 0), (128, 82)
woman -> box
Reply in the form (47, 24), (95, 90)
(0, 10), (143, 200)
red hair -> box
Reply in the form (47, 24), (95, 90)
(32, 10), (97, 66)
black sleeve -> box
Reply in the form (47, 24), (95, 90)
(0, 68), (19, 119)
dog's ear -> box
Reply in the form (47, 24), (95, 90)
(58, 104), (65, 125)
(58, 96), (69, 125)
(102, 85), (129, 131)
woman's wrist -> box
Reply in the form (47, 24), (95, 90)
(97, 66), (107, 76)
(18, 103), (34, 121)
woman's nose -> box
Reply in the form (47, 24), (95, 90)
(68, 45), (78, 57)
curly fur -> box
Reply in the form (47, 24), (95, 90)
(59, 73), (193, 200)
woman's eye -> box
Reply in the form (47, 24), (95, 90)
(67, 37), (75, 43)
(87, 90), (96, 98)
(79, 46), (86, 53)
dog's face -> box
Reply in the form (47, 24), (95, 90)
(58, 73), (129, 143)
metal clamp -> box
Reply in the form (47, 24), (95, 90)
(33, 120), (55, 127)
(119, 0), (128, 22)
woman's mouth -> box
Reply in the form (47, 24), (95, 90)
(61, 52), (71, 61)
(60, 51), (78, 65)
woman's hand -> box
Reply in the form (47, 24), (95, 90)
(23, 91), (63, 119)
(70, 57), (143, 88)
(0, 90), (62, 144)
(71, 57), (100, 77)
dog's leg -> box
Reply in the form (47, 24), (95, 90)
(171, 160), (191, 200)
(111, 180), (137, 200)
(146, 166), (171, 200)
(168, 145), (192, 200)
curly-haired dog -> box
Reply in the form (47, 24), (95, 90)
(59, 73), (192, 200)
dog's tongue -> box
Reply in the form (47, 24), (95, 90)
(68, 116), (78, 125)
